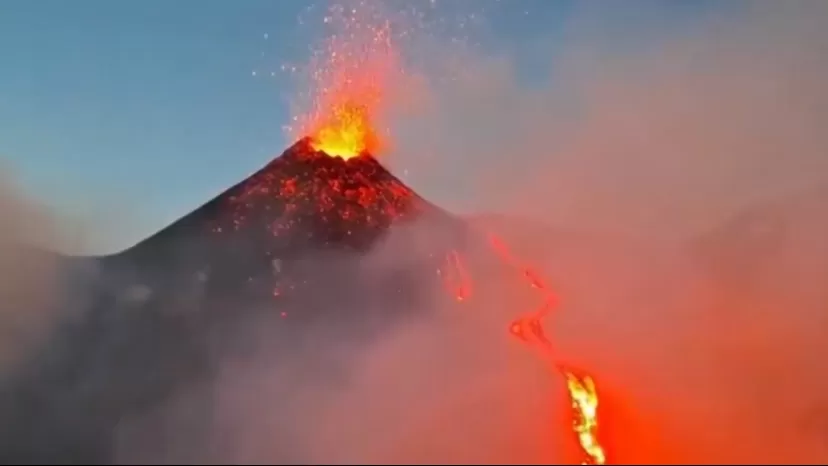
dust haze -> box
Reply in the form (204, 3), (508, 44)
(0, 170), (68, 376)
(4, 1), (828, 464)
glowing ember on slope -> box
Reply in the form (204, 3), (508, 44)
(207, 137), (452, 318)
(223, 141), (422, 250)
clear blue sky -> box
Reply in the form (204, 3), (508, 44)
(0, 0), (729, 253)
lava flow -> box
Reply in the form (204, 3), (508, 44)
(442, 235), (608, 464)
(489, 233), (607, 465)
(309, 101), (380, 160)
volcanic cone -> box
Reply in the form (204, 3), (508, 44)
(0, 139), (468, 464)
(107, 138), (462, 296)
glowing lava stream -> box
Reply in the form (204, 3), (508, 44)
(489, 233), (607, 465)
(443, 236), (608, 465)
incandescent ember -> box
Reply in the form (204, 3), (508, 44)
(114, 136), (465, 309)
(221, 137), (428, 252)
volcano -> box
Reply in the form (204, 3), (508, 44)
(0, 139), (469, 464)
(105, 138), (464, 297)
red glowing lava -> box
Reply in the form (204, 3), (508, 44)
(286, 4), (403, 160)
(487, 233), (607, 464)
(446, 233), (608, 464)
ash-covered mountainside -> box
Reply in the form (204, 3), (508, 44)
(0, 139), (469, 464)
(103, 137), (464, 296)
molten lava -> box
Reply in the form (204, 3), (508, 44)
(222, 138), (424, 252)
(566, 372), (606, 465)
(488, 234), (607, 465)
(309, 101), (380, 160)
(286, 4), (401, 162)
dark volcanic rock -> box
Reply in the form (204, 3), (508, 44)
(0, 139), (468, 464)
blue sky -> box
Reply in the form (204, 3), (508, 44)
(0, 0), (730, 253)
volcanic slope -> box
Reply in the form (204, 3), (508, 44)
(108, 137), (464, 297)
(0, 139), (468, 464)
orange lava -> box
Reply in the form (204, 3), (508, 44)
(431, 233), (603, 464)
(566, 372), (606, 465)
(309, 101), (380, 160)
(487, 233), (607, 464)
(225, 140), (421, 252)
(288, 3), (402, 160)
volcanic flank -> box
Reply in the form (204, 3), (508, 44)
(0, 139), (469, 464)
(105, 137), (465, 302)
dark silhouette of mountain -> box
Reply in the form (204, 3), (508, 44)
(103, 137), (463, 292)
(0, 139), (469, 464)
